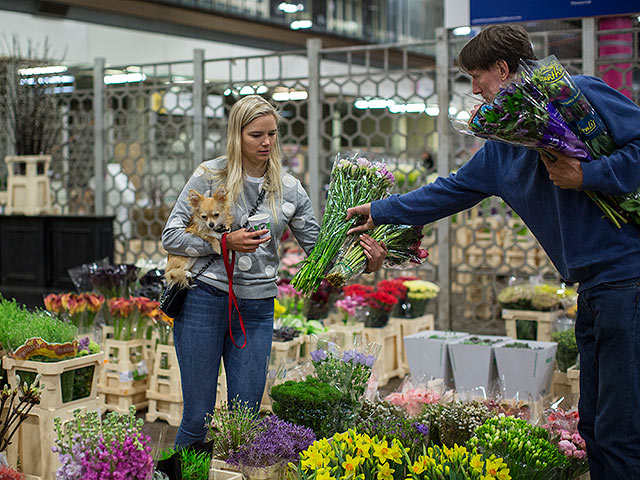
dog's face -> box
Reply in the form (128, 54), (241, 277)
(188, 187), (232, 234)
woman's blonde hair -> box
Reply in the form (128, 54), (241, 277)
(221, 95), (283, 220)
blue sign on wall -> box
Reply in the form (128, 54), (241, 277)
(470, 1), (640, 26)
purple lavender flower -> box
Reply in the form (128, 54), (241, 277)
(310, 349), (327, 362)
(413, 422), (430, 436)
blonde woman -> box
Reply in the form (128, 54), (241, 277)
(162, 95), (386, 448)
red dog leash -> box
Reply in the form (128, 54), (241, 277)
(221, 233), (247, 349)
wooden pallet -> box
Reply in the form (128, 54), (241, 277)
(98, 338), (149, 413)
(326, 323), (366, 350)
(363, 323), (404, 387)
(501, 309), (564, 342)
(567, 365), (580, 401)
(270, 336), (304, 368)
(8, 398), (99, 480)
(389, 314), (435, 373)
(146, 344), (182, 426)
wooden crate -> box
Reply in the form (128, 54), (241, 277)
(3, 352), (103, 411)
(210, 469), (243, 480)
(363, 323), (404, 387)
(210, 458), (284, 480)
(146, 344), (182, 426)
(501, 309), (564, 342)
(270, 336), (304, 368)
(98, 338), (149, 413)
(567, 365), (580, 401)
(389, 314), (435, 373)
(326, 323), (366, 350)
(8, 399), (99, 480)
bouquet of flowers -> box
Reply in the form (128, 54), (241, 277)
(335, 294), (368, 325)
(291, 153), (395, 293)
(406, 444), (511, 480)
(277, 282), (305, 315)
(325, 225), (429, 288)
(468, 416), (570, 480)
(44, 292), (105, 337)
(384, 377), (453, 417)
(290, 429), (406, 480)
(310, 338), (380, 401)
(365, 290), (399, 328)
(451, 67), (627, 228)
(403, 280), (440, 318)
(108, 296), (160, 341)
(542, 408), (589, 479)
(53, 407), (153, 480)
(89, 264), (140, 299)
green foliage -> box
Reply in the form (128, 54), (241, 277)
(468, 416), (569, 480)
(270, 376), (357, 438)
(179, 448), (211, 480)
(552, 328), (579, 372)
(0, 297), (77, 353)
(207, 398), (263, 460)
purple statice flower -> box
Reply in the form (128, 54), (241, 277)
(310, 349), (327, 362)
(413, 422), (430, 436)
(354, 352), (376, 368)
(342, 350), (356, 363)
(227, 416), (315, 468)
(77, 337), (90, 353)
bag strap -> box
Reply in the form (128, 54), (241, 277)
(240, 187), (266, 229)
(221, 232), (246, 349)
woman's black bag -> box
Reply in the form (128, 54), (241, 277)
(158, 284), (190, 319)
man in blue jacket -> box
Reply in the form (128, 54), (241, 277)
(348, 24), (640, 478)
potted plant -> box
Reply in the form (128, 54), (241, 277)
(403, 330), (469, 387)
(447, 335), (510, 393)
(552, 327), (579, 373)
(402, 280), (440, 318)
(494, 339), (558, 399)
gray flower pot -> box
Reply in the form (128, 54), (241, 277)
(447, 335), (510, 394)
(404, 330), (469, 387)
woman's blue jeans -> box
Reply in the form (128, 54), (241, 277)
(576, 278), (640, 478)
(173, 280), (274, 448)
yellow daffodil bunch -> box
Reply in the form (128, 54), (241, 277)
(290, 429), (407, 480)
(403, 280), (440, 301)
(274, 299), (287, 319)
(407, 444), (511, 480)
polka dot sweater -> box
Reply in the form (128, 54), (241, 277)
(162, 157), (320, 299)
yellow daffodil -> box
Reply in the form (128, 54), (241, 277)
(372, 440), (394, 463)
(317, 468), (336, 480)
(376, 462), (395, 480)
(342, 454), (364, 474)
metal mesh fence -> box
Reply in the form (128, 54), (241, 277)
(1, 15), (639, 331)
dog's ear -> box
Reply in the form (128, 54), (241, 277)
(188, 189), (202, 208)
(214, 185), (227, 201)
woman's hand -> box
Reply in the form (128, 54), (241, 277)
(361, 234), (387, 273)
(225, 229), (271, 253)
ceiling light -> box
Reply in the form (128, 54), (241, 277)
(103, 73), (147, 84)
(278, 2), (303, 13)
(453, 26), (472, 36)
(18, 65), (67, 75)
(290, 20), (312, 30)
(273, 90), (308, 101)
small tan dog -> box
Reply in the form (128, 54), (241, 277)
(164, 187), (233, 288)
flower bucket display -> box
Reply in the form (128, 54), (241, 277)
(403, 330), (469, 387)
(447, 335), (510, 393)
(494, 340), (558, 399)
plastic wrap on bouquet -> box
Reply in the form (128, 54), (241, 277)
(383, 376), (454, 416)
(325, 225), (429, 288)
(291, 152), (395, 294)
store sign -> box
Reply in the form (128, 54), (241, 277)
(470, 0), (640, 26)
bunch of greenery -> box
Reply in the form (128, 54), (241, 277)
(0, 296), (77, 356)
(552, 328), (579, 373)
(206, 398), (263, 460)
(422, 401), (495, 448)
(158, 447), (210, 480)
(468, 416), (570, 480)
(270, 376), (357, 438)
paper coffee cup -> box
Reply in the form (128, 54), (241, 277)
(247, 213), (270, 239)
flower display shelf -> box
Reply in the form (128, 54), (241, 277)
(97, 338), (149, 413)
(7, 398), (99, 480)
(390, 314), (434, 373)
(403, 330), (469, 387)
(567, 364), (580, 401)
(493, 340), (557, 399)
(501, 308), (564, 342)
(3, 352), (104, 411)
(145, 344), (182, 427)
(447, 335), (510, 392)
(270, 336), (305, 368)
(326, 323), (365, 350)
(551, 369), (578, 408)
(209, 469), (243, 480)
(363, 323), (403, 387)
(100, 324), (115, 350)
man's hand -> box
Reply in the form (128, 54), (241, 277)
(346, 203), (376, 235)
(361, 234), (387, 273)
(540, 150), (583, 190)
(225, 229), (271, 253)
